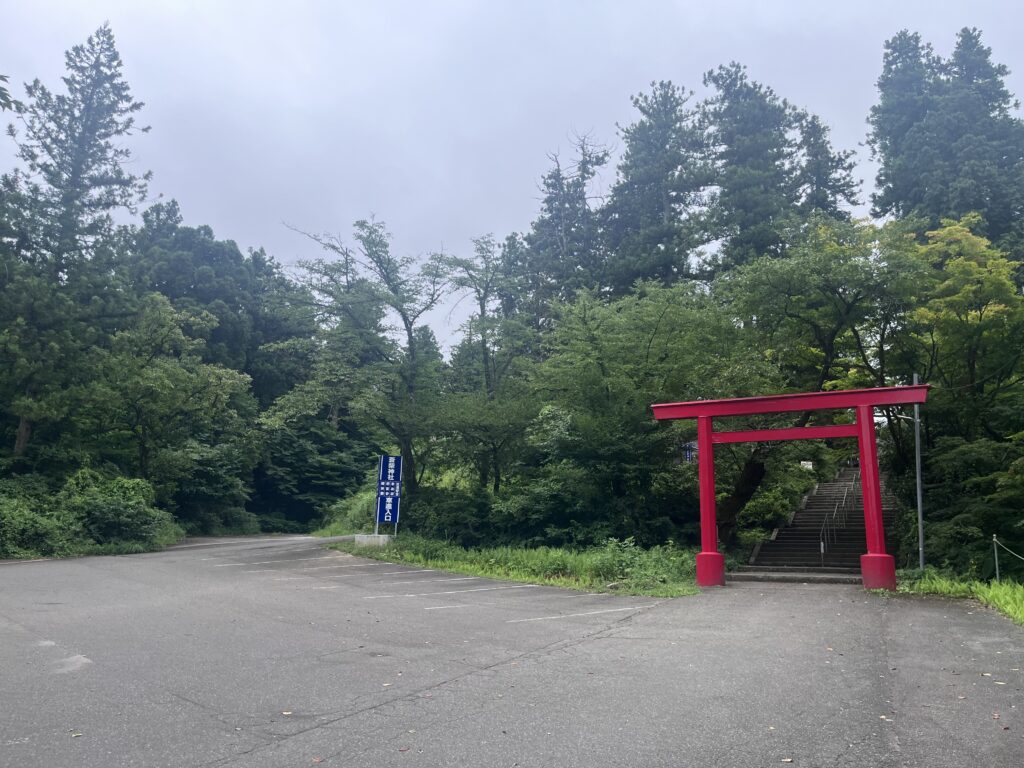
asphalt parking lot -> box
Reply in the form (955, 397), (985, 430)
(1, 535), (1021, 767)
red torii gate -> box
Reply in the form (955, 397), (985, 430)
(651, 385), (930, 591)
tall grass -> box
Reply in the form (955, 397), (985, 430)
(331, 534), (699, 597)
(898, 569), (1024, 625)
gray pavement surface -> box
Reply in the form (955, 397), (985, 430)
(1, 535), (1021, 767)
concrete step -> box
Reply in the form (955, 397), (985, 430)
(728, 569), (862, 585)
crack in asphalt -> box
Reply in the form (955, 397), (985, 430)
(201, 602), (666, 766)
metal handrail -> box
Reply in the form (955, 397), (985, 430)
(819, 486), (850, 566)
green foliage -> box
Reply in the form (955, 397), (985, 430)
(0, 470), (183, 558)
(57, 469), (181, 545)
(602, 81), (702, 291)
(701, 63), (858, 272)
(898, 569), (1024, 625)
(0, 496), (62, 558)
(318, 487), (378, 536)
(0, 74), (18, 111)
(869, 28), (1024, 254)
(332, 533), (698, 597)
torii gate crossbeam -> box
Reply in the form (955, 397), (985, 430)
(651, 385), (930, 591)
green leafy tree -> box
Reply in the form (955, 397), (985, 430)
(0, 74), (20, 111)
(301, 219), (449, 495)
(440, 235), (535, 493)
(912, 216), (1024, 441)
(72, 295), (259, 531)
(496, 284), (776, 545)
(129, 201), (317, 404)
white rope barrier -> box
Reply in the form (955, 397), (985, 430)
(994, 537), (1024, 563)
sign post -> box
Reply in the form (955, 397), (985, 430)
(375, 455), (403, 536)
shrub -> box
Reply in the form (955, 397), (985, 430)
(0, 497), (62, 558)
(320, 487), (378, 535)
(58, 470), (181, 545)
(407, 485), (493, 546)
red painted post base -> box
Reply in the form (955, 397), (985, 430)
(696, 552), (726, 587)
(860, 553), (897, 591)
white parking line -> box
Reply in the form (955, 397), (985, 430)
(171, 538), (314, 551)
(375, 569), (436, 575)
(293, 563), (391, 571)
(550, 592), (610, 599)
(363, 585), (539, 600)
(384, 576), (480, 585)
(272, 577), (312, 581)
(423, 604), (473, 610)
(214, 556), (344, 566)
(505, 605), (659, 623)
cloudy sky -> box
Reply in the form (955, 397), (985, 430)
(3, 1), (1022, 346)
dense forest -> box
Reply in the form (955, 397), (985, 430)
(1, 25), (1022, 577)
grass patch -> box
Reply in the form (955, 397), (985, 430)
(329, 533), (699, 597)
(898, 569), (1024, 625)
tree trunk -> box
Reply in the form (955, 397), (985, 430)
(13, 415), (32, 455)
(716, 447), (768, 544)
(400, 438), (418, 495)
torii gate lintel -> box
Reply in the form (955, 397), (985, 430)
(652, 385), (930, 591)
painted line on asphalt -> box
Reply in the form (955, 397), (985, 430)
(375, 569), (436, 575)
(170, 537), (313, 549)
(317, 569), (434, 581)
(506, 605), (660, 623)
(272, 577), (312, 581)
(214, 556), (346, 566)
(423, 604), (474, 610)
(383, 576), (480, 585)
(550, 592), (611, 599)
(293, 563), (392, 571)
(363, 585), (539, 600)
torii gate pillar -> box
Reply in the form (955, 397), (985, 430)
(855, 404), (896, 589)
(695, 415), (725, 586)
(652, 385), (930, 591)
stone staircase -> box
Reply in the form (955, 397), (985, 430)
(742, 466), (897, 572)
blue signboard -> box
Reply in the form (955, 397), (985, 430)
(376, 493), (400, 524)
(375, 455), (403, 528)
(378, 455), (402, 483)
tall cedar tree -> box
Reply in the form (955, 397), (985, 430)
(523, 138), (609, 307)
(701, 63), (858, 273)
(602, 81), (706, 293)
(2, 24), (149, 456)
(869, 28), (1024, 258)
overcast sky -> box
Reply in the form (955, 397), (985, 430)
(4, 1), (1022, 347)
